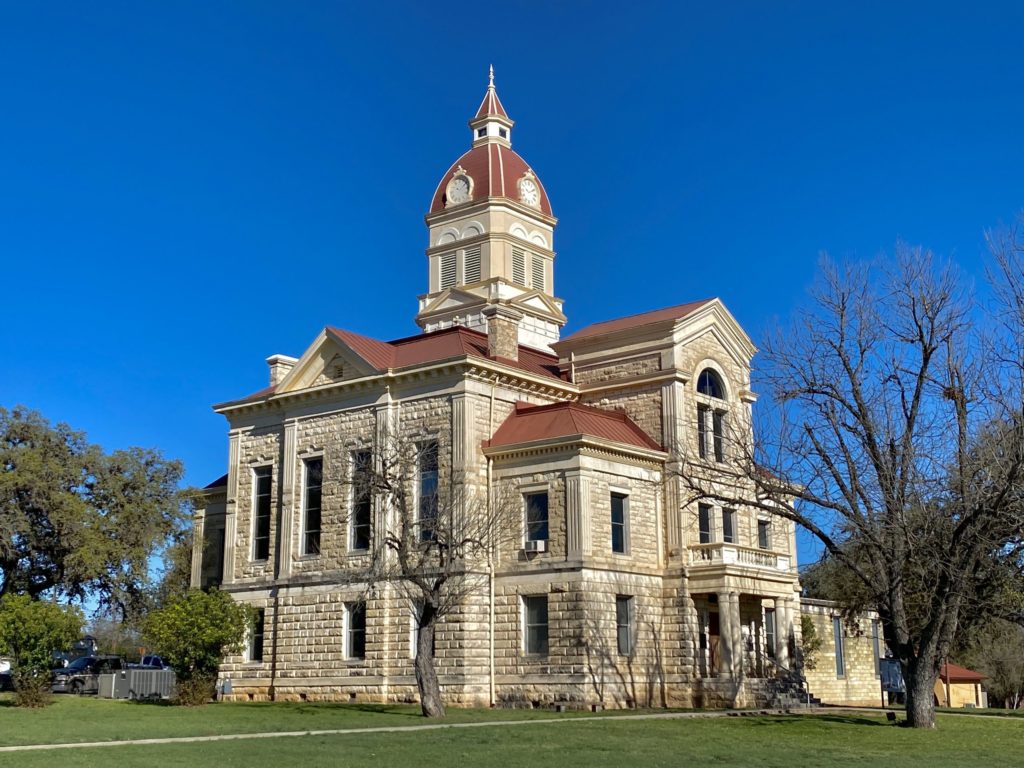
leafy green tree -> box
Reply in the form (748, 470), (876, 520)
(0, 594), (83, 706)
(143, 588), (251, 705)
(0, 405), (190, 618)
(961, 618), (1024, 709)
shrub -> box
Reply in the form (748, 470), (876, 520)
(143, 588), (251, 706)
(0, 594), (83, 707)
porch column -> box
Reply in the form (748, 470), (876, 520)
(718, 591), (741, 678)
(728, 593), (743, 677)
(774, 597), (791, 668)
(190, 506), (206, 588)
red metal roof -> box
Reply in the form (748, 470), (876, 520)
(563, 299), (715, 342)
(487, 401), (663, 452)
(940, 663), (986, 683)
(429, 143), (551, 216)
(474, 81), (509, 120)
(219, 327), (564, 408)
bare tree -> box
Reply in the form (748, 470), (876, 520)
(682, 244), (1024, 728)
(346, 431), (518, 718)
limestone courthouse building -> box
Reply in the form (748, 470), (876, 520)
(191, 72), (880, 709)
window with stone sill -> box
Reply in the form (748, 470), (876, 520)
(350, 450), (372, 551)
(418, 441), (439, 543)
(524, 491), (549, 542)
(522, 594), (548, 655)
(757, 519), (771, 550)
(722, 508), (736, 544)
(301, 457), (323, 556)
(252, 466), (272, 561)
(616, 595), (634, 656)
(833, 616), (846, 678)
(611, 492), (628, 554)
(248, 608), (265, 663)
(347, 602), (367, 660)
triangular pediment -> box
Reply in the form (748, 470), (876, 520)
(508, 290), (566, 322)
(673, 299), (757, 367)
(275, 330), (381, 393)
(418, 287), (488, 316)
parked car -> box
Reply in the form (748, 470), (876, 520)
(132, 655), (168, 670)
(51, 655), (125, 695)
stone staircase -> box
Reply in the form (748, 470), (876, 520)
(756, 675), (821, 709)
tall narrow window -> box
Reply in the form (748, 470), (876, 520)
(525, 491), (549, 542)
(757, 519), (771, 550)
(833, 617), (845, 678)
(523, 595), (548, 655)
(531, 255), (545, 290)
(302, 458), (323, 555)
(351, 450), (372, 550)
(440, 252), (456, 289)
(697, 405), (710, 459)
(347, 602), (366, 660)
(872, 619), (882, 677)
(512, 247), (526, 285)
(464, 245), (482, 283)
(698, 504), (712, 544)
(610, 493), (628, 553)
(249, 608), (265, 662)
(418, 441), (439, 542)
(696, 368), (727, 463)
(253, 467), (272, 561)
(713, 410), (725, 462)
(616, 595), (634, 656)
(764, 608), (777, 659)
(722, 508), (736, 544)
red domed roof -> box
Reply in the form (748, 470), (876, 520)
(429, 143), (553, 217)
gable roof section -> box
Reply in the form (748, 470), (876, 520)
(217, 326), (563, 409)
(487, 401), (663, 453)
(939, 663), (985, 683)
(563, 298), (714, 342)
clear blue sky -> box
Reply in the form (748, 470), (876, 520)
(3, 3), (1022, 564)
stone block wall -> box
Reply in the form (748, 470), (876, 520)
(801, 600), (884, 707)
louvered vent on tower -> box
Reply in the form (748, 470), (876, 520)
(531, 255), (545, 291)
(440, 252), (457, 289)
(512, 248), (526, 285)
(464, 246), (481, 283)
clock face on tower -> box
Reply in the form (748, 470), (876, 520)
(446, 175), (471, 205)
(519, 177), (539, 208)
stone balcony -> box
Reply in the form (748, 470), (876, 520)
(688, 542), (792, 572)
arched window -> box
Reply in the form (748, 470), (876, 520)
(697, 368), (725, 399)
(696, 367), (727, 462)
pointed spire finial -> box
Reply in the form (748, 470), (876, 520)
(489, 64), (495, 88)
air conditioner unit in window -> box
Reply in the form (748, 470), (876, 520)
(524, 540), (547, 553)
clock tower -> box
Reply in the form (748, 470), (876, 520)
(416, 68), (566, 352)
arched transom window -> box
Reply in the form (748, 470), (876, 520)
(696, 367), (727, 462)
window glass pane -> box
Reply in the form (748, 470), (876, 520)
(722, 508), (735, 544)
(254, 467), (272, 561)
(833, 617), (845, 677)
(419, 442), (439, 542)
(349, 603), (367, 659)
(525, 492), (549, 541)
(698, 504), (712, 544)
(713, 410), (725, 462)
(611, 493), (627, 553)
(524, 595), (548, 655)
(697, 405), (709, 459)
(616, 595), (632, 655)
(757, 520), (770, 550)
(352, 450), (372, 550)
(303, 458), (322, 555)
(250, 608), (265, 662)
(765, 609), (776, 659)
(697, 369), (725, 399)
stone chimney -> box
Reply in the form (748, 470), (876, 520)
(266, 354), (298, 387)
(482, 305), (523, 362)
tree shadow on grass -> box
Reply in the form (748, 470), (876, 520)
(744, 714), (888, 727)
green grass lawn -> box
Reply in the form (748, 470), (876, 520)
(1, 696), (1021, 768)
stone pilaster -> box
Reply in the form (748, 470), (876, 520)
(222, 432), (241, 585)
(565, 472), (591, 560)
(190, 507), (206, 588)
(278, 421), (297, 578)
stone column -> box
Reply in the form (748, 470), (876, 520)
(717, 591), (734, 678)
(277, 421), (297, 578)
(728, 593), (743, 678)
(661, 380), (685, 556)
(774, 597), (791, 668)
(222, 432), (241, 585)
